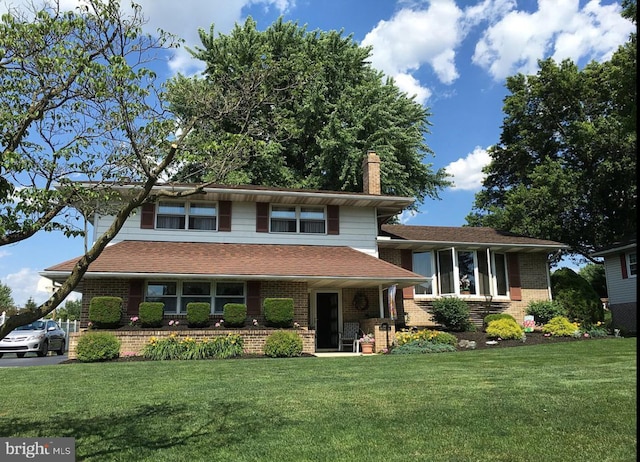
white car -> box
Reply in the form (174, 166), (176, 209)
(0, 319), (66, 358)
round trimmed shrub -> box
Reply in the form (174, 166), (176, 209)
(430, 297), (471, 332)
(486, 318), (525, 340)
(186, 302), (210, 327)
(526, 300), (566, 325)
(263, 330), (303, 357)
(264, 298), (294, 328)
(223, 303), (247, 327)
(88, 296), (122, 328)
(76, 332), (121, 362)
(542, 316), (579, 337)
(483, 313), (516, 329)
(139, 302), (164, 328)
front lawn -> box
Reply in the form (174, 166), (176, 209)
(1, 338), (636, 461)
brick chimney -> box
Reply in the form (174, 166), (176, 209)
(362, 151), (381, 195)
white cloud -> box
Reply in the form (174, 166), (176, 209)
(445, 146), (491, 191)
(1, 269), (80, 308)
(397, 209), (419, 224)
(393, 73), (432, 105)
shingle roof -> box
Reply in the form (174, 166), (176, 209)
(43, 241), (425, 288)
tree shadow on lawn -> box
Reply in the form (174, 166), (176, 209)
(1, 400), (290, 460)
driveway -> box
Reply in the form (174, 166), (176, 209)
(0, 352), (68, 367)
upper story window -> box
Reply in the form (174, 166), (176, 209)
(628, 252), (637, 277)
(156, 202), (217, 231)
(270, 205), (326, 234)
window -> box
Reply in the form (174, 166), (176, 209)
(156, 202), (217, 230)
(412, 251), (435, 295)
(493, 253), (508, 296)
(628, 252), (637, 277)
(457, 251), (476, 295)
(270, 205), (326, 234)
(145, 281), (245, 315)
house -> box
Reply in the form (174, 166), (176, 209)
(591, 236), (637, 334)
(42, 152), (568, 355)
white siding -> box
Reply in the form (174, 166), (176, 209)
(93, 201), (379, 255)
(603, 253), (637, 305)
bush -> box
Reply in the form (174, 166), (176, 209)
(223, 303), (247, 327)
(264, 298), (294, 328)
(395, 328), (458, 347)
(430, 297), (471, 332)
(486, 318), (525, 340)
(139, 302), (164, 328)
(76, 332), (121, 362)
(391, 340), (457, 354)
(186, 302), (210, 327)
(263, 330), (303, 357)
(483, 313), (516, 329)
(88, 297), (122, 328)
(551, 267), (603, 324)
(542, 316), (580, 337)
(141, 333), (244, 360)
(526, 300), (566, 325)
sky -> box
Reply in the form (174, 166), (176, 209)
(0, 0), (634, 307)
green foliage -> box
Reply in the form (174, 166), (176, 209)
(138, 302), (164, 328)
(142, 333), (244, 361)
(0, 282), (15, 311)
(223, 303), (247, 327)
(167, 17), (451, 208)
(76, 332), (121, 362)
(429, 297), (471, 332)
(551, 268), (603, 324)
(186, 302), (211, 328)
(56, 299), (81, 321)
(395, 329), (458, 347)
(579, 263), (608, 299)
(486, 318), (525, 340)
(526, 300), (567, 325)
(263, 331), (303, 358)
(263, 298), (294, 328)
(466, 29), (637, 260)
(483, 313), (517, 329)
(542, 316), (580, 337)
(88, 297), (122, 328)
(390, 340), (457, 354)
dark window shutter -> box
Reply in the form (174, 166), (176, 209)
(140, 203), (155, 229)
(246, 281), (261, 315)
(218, 201), (232, 232)
(256, 202), (269, 233)
(620, 254), (628, 279)
(400, 249), (414, 299)
(127, 279), (145, 316)
(507, 253), (522, 301)
(327, 205), (339, 235)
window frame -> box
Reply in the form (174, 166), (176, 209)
(269, 204), (327, 234)
(627, 251), (637, 277)
(412, 251), (436, 297)
(144, 281), (246, 315)
(155, 201), (218, 231)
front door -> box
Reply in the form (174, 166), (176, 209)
(316, 292), (339, 349)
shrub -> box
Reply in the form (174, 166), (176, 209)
(264, 298), (294, 328)
(186, 302), (210, 327)
(263, 330), (303, 357)
(486, 318), (525, 340)
(88, 297), (122, 328)
(139, 302), (164, 328)
(391, 340), (456, 354)
(526, 300), (566, 325)
(223, 303), (247, 327)
(483, 313), (516, 329)
(542, 316), (580, 337)
(551, 267), (603, 324)
(141, 333), (244, 360)
(76, 332), (121, 362)
(395, 329), (457, 347)
(429, 297), (471, 332)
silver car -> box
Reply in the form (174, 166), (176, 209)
(0, 319), (66, 358)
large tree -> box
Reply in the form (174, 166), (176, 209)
(466, 3), (636, 261)
(0, 0), (269, 339)
(166, 17), (451, 206)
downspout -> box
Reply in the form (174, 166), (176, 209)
(378, 284), (384, 318)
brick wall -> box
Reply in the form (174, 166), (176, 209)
(342, 287), (380, 321)
(260, 281), (309, 326)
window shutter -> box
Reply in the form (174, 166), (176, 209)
(507, 253), (522, 301)
(246, 281), (261, 315)
(400, 249), (414, 299)
(140, 203), (155, 229)
(256, 203), (269, 233)
(127, 279), (145, 316)
(620, 254), (628, 279)
(327, 205), (339, 235)
(218, 201), (232, 232)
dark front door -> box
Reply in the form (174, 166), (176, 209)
(316, 292), (339, 349)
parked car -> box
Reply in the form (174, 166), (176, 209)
(0, 319), (66, 358)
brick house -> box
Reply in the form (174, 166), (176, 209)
(42, 152), (567, 355)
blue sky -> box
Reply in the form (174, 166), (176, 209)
(0, 0), (633, 307)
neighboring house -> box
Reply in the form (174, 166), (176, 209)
(42, 152), (568, 353)
(591, 236), (637, 334)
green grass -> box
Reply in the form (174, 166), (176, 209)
(1, 338), (636, 461)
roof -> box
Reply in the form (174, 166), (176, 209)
(42, 241), (426, 289)
(379, 225), (568, 253)
(591, 234), (637, 257)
